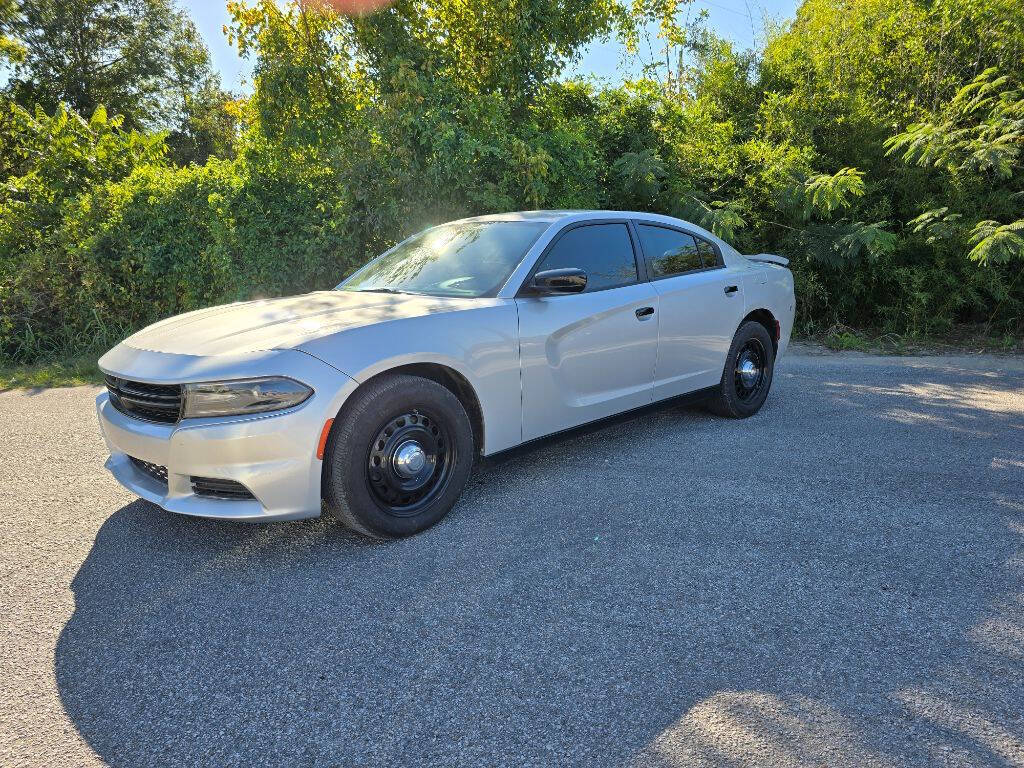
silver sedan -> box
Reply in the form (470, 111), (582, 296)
(97, 210), (795, 537)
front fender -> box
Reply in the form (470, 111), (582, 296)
(297, 302), (522, 455)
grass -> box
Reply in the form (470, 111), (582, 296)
(823, 329), (872, 352)
(803, 323), (1024, 356)
(0, 356), (104, 391)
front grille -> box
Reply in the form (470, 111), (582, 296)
(129, 456), (168, 488)
(106, 375), (182, 424)
(190, 476), (255, 500)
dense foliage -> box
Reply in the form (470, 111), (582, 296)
(1, 0), (1022, 364)
(1, 0), (238, 164)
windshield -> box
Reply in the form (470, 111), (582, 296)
(338, 220), (549, 298)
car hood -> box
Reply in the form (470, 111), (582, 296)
(120, 291), (488, 356)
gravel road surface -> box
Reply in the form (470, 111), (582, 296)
(1, 350), (1023, 767)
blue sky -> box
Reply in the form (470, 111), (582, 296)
(184, 0), (798, 93)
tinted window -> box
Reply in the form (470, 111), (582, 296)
(536, 223), (638, 292)
(637, 225), (701, 277)
(696, 238), (722, 268)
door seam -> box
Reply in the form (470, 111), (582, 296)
(513, 298), (525, 446)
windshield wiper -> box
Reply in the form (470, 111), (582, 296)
(342, 286), (428, 296)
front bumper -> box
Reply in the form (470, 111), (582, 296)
(96, 348), (358, 521)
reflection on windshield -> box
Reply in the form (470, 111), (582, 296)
(339, 221), (548, 298)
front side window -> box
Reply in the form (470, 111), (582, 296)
(637, 224), (703, 278)
(534, 223), (638, 293)
(340, 220), (549, 298)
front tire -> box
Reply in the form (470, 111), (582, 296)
(708, 321), (775, 418)
(322, 374), (475, 538)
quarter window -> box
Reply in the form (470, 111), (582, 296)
(696, 238), (722, 268)
(535, 223), (638, 292)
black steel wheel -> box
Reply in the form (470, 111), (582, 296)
(734, 338), (768, 403)
(366, 410), (456, 516)
(708, 320), (775, 418)
(322, 374), (475, 538)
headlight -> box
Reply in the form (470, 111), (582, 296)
(181, 377), (313, 418)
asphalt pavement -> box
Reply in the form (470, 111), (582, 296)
(1, 349), (1023, 767)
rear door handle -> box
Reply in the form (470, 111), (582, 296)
(724, 285), (739, 295)
(635, 306), (655, 319)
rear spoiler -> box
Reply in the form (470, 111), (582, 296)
(746, 253), (790, 267)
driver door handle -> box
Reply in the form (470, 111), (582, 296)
(635, 306), (655, 319)
(724, 285), (739, 295)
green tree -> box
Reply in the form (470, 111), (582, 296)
(3, 0), (1024, 365)
(889, 69), (1024, 265)
(349, 0), (621, 112)
(4, 0), (235, 163)
(0, 0), (24, 66)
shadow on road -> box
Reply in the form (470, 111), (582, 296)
(55, 358), (1024, 766)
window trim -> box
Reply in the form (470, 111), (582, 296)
(515, 219), (648, 297)
(631, 220), (725, 281)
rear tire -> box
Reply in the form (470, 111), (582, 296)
(322, 374), (474, 538)
(708, 321), (775, 418)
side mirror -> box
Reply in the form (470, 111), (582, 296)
(531, 268), (587, 295)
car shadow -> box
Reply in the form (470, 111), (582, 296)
(56, 357), (1024, 766)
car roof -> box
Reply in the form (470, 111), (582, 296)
(450, 210), (730, 250)
(451, 210), (581, 223)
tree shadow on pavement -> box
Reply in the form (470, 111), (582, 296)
(56, 357), (1024, 767)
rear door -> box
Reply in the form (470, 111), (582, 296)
(633, 222), (745, 399)
(515, 221), (659, 441)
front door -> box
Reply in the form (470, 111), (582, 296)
(515, 222), (659, 442)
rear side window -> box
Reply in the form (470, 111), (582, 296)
(637, 225), (701, 277)
(536, 223), (638, 292)
(636, 224), (724, 277)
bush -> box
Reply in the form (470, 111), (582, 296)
(0, 103), (168, 360)
(2, 0), (1023, 366)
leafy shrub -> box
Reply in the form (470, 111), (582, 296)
(0, 103), (168, 360)
(2, 0), (1023, 366)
